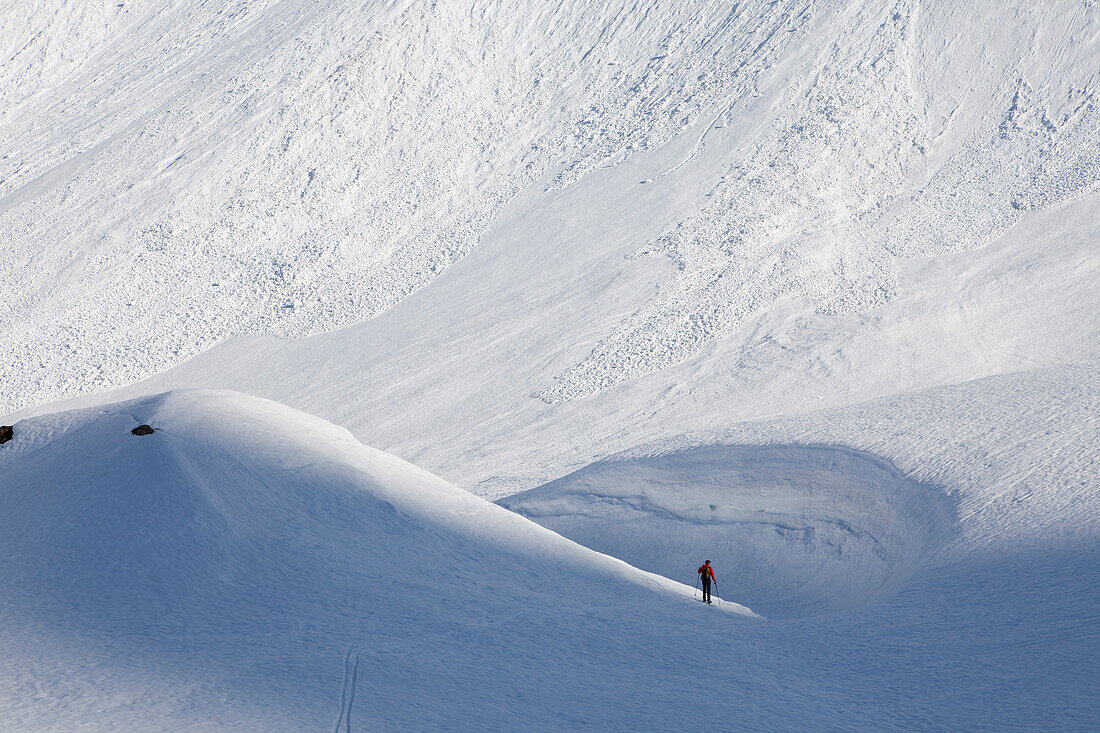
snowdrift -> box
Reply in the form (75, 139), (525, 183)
(0, 389), (756, 731)
(502, 444), (955, 618)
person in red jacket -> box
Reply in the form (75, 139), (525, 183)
(698, 560), (716, 604)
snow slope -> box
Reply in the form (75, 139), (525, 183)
(0, 0), (828, 411)
(2, 0), (1096, 415)
(2, 0), (1099, 729)
(3, 390), (1095, 730)
(0, 390), (758, 731)
(501, 444), (955, 619)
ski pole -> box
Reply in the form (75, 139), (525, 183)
(694, 574), (701, 601)
(713, 579), (721, 608)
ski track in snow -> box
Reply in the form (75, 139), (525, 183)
(333, 645), (360, 733)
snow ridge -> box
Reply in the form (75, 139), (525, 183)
(0, 390), (755, 730)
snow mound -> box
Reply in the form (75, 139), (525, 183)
(0, 390), (754, 730)
(501, 444), (955, 618)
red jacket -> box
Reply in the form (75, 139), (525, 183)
(698, 564), (715, 581)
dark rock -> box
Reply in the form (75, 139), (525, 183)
(0, 425), (11, 444)
(131, 425), (155, 436)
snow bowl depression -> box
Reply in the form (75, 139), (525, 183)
(501, 444), (956, 619)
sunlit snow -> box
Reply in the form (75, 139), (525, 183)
(1, 0), (1097, 730)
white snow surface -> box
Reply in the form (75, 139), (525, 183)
(501, 443), (956, 619)
(1, 390), (756, 731)
(2, 389), (1095, 731)
(2, 0), (1097, 413)
(2, 0), (1099, 729)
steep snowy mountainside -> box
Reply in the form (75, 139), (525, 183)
(0, 1), (132, 112)
(1, 0), (815, 413)
(541, 1), (1100, 401)
(3, 0), (1096, 416)
(37, 137), (1096, 503)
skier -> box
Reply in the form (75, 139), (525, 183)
(698, 560), (716, 604)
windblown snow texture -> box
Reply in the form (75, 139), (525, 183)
(2, 0), (1096, 414)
